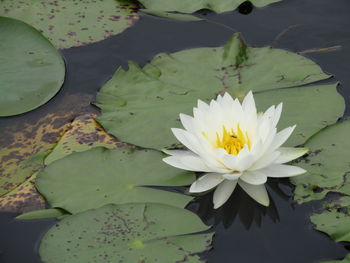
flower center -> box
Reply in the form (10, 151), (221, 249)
(215, 125), (250, 155)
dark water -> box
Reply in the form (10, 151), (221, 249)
(1, 0), (350, 262)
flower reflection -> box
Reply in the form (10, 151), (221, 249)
(187, 179), (293, 229)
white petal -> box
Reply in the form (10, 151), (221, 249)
(249, 151), (280, 171)
(272, 103), (283, 127)
(189, 173), (225, 193)
(257, 117), (272, 143)
(163, 155), (212, 172)
(242, 91), (257, 130)
(242, 91), (256, 114)
(215, 149), (237, 170)
(240, 170), (267, 185)
(260, 105), (275, 123)
(213, 180), (238, 209)
(163, 156), (195, 171)
(223, 173), (242, 180)
(235, 146), (255, 171)
(171, 128), (202, 155)
(181, 155), (214, 172)
(222, 92), (235, 108)
(258, 164), (306, 178)
(275, 147), (308, 164)
(216, 94), (223, 104)
(270, 125), (296, 151)
(179, 113), (194, 132)
(238, 180), (270, 206)
(162, 149), (192, 156)
(197, 99), (210, 112)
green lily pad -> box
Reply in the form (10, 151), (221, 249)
(311, 196), (350, 242)
(0, 16), (65, 116)
(39, 203), (212, 263)
(0, 0), (139, 49)
(311, 197), (350, 263)
(96, 33), (340, 150)
(36, 147), (195, 213)
(141, 9), (202, 21)
(292, 120), (350, 203)
(255, 83), (344, 147)
(136, 0), (281, 13)
(16, 208), (68, 220)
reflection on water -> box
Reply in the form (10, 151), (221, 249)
(188, 179), (293, 229)
(191, 179), (349, 263)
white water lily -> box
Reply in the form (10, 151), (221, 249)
(163, 91), (308, 209)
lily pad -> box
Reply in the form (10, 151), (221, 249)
(96, 33), (340, 150)
(292, 120), (350, 203)
(311, 197), (350, 263)
(254, 83), (344, 147)
(36, 147), (195, 213)
(0, 16), (65, 116)
(0, 173), (45, 213)
(39, 203), (212, 263)
(0, 0), (139, 49)
(45, 114), (121, 165)
(0, 112), (72, 199)
(136, 0), (281, 13)
(311, 196), (350, 242)
(16, 208), (68, 220)
(0, 113), (119, 213)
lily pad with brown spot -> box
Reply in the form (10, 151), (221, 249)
(0, 113), (120, 213)
(0, 0), (139, 49)
(0, 92), (93, 205)
(0, 112), (72, 200)
(45, 114), (122, 165)
(39, 203), (213, 263)
(0, 173), (45, 213)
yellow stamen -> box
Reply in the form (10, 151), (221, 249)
(215, 125), (250, 155)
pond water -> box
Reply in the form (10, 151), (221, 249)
(1, 0), (350, 262)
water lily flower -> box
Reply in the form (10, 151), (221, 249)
(163, 91), (308, 209)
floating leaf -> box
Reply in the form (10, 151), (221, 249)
(0, 113), (118, 213)
(0, 173), (45, 213)
(36, 147), (195, 214)
(96, 33), (340, 150)
(311, 196), (350, 242)
(39, 203), (212, 263)
(136, 0), (281, 13)
(45, 114), (121, 165)
(254, 83), (344, 147)
(0, 0), (139, 49)
(0, 16), (65, 116)
(292, 120), (350, 203)
(0, 113), (72, 199)
(141, 9), (202, 21)
(16, 208), (68, 220)
(311, 197), (350, 263)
